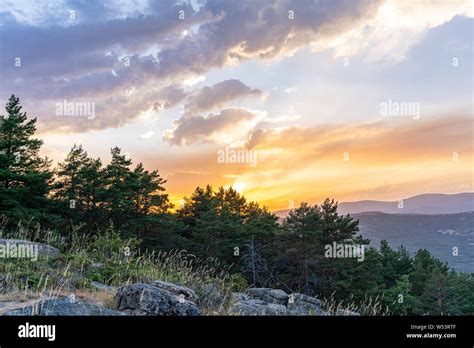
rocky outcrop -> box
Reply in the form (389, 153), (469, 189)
(0, 239), (60, 258)
(230, 299), (287, 315)
(114, 282), (200, 316)
(336, 308), (360, 316)
(230, 288), (329, 316)
(3, 297), (124, 316)
(151, 280), (198, 303)
(1, 277), (359, 316)
(287, 292), (326, 315)
(246, 288), (288, 305)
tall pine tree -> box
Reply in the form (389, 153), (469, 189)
(0, 95), (53, 224)
(104, 146), (134, 229)
(53, 144), (106, 233)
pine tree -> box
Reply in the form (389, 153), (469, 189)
(418, 267), (453, 315)
(80, 158), (105, 217)
(54, 144), (89, 206)
(0, 95), (53, 224)
(410, 249), (448, 296)
(127, 162), (173, 239)
(130, 163), (171, 216)
(177, 185), (217, 240)
(379, 240), (414, 288)
(384, 274), (419, 315)
(104, 147), (134, 229)
(53, 144), (107, 233)
(176, 185), (277, 268)
(277, 199), (368, 295)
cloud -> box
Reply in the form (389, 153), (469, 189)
(152, 85), (186, 110)
(30, 84), (187, 133)
(1, 11), (199, 80)
(163, 107), (266, 145)
(162, 79), (264, 145)
(138, 130), (154, 139)
(155, 0), (382, 79)
(0, 0), (471, 134)
(185, 79), (262, 113)
(0, 1), (209, 131)
(321, 0), (474, 63)
(1, 0), (150, 26)
(245, 115), (473, 166)
(182, 75), (207, 87)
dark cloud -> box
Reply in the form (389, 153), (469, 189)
(0, 0), (382, 132)
(0, 3), (206, 80)
(152, 85), (186, 110)
(155, 0), (381, 78)
(185, 79), (262, 113)
(163, 107), (265, 145)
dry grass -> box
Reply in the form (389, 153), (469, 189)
(0, 221), (238, 315)
(320, 292), (389, 316)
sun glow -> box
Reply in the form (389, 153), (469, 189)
(231, 181), (246, 193)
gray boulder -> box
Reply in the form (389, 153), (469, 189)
(196, 282), (225, 309)
(246, 288), (289, 305)
(230, 299), (287, 315)
(232, 292), (249, 302)
(3, 297), (124, 316)
(114, 283), (200, 316)
(232, 288), (329, 316)
(287, 293), (326, 315)
(151, 280), (198, 303)
(336, 308), (360, 316)
(0, 239), (60, 258)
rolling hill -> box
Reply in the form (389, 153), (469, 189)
(275, 193), (474, 217)
(354, 211), (474, 272)
(275, 193), (474, 272)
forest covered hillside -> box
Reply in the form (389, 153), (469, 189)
(1, 96), (473, 316)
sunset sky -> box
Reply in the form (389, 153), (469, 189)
(0, 0), (472, 210)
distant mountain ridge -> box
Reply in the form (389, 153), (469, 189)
(353, 211), (474, 272)
(274, 193), (474, 272)
(275, 193), (474, 218)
